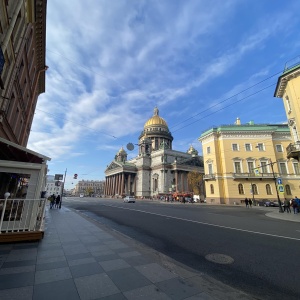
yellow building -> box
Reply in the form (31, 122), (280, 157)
(274, 59), (300, 160)
(199, 119), (300, 205)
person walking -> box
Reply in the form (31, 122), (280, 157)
(55, 195), (61, 209)
(248, 198), (253, 208)
(50, 194), (55, 209)
(292, 196), (298, 214)
(284, 198), (291, 213)
(245, 198), (249, 208)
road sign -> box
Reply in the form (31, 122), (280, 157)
(278, 184), (284, 193)
(55, 174), (63, 180)
(277, 178), (282, 185)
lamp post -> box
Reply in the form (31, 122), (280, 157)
(269, 160), (283, 213)
(59, 168), (67, 209)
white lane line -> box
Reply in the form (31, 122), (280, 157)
(103, 204), (300, 241)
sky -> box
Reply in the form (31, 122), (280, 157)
(28, 0), (300, 190)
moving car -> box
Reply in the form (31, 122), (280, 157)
(123, 196), (135, 203)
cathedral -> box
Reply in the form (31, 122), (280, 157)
(104, 107), (204, 198)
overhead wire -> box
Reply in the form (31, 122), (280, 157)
(38, 49), (294, 153)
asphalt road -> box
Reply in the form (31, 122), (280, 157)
(63, 197), (300, 300)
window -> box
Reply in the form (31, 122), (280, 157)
(292, 126), (299, 142)
(252, 184), (258, 195)
(238, 183), (244, 195)
(266, 184), (272, 195)
(260, 161), (268, 173)
(293, 162), (299, 175)
(232, 144), (238, 151)
(285, 96), (291, 113)
(257, 143), (264, 151)
(276, 145), (283, 152)
(210, 184), (214, 194)
(208, 163), (213, 175)
(285, 185), (291, 196)
(245, 143), (251, 151)
(234, 162), (242, 173)
(248, 161), (254, 173)
(279, 162), (288, 175)
(207, 146), (211, 154)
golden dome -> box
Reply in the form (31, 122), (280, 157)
(144, 107), (168, 128)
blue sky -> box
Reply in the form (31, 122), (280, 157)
(28, 0), (300, 190)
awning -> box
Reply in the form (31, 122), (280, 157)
(0, 137), (51, 164)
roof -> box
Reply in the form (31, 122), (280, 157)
(144, 107), (169, 128)
(274, 63), (300, 98)
(200, 124), (289, 139)
(0, 137), (51, 164)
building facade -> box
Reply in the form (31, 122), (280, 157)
(0, 1), (48, 242)
(0, 0), (47, 146)
(74, 180), (105, 197)
(199, 119), (300, 205)
(45, 175), (63, 197)
(104, 107), (204, 198)
(274, 58), (300, 160)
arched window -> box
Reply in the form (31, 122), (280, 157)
(285, 184), (292, 195)
(210, 184), (214, 194)
(252, 184), (258, 195)
(238, 183), (244, 195)
(266, 184), (272, 195)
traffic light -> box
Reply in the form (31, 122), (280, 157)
(73, 174), (78, 179)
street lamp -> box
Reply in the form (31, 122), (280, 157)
(269, 160), (284, 213)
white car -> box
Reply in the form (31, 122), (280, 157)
(123, 196), (135, 203)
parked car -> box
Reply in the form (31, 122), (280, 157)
(264, 201), (279, 207)
(123, 196), (135, 203)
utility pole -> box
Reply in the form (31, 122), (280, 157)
(59, 168), (67, 209)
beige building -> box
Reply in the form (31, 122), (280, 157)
(74, 180), (105, 197)
(104, 107), (204, 198)
(199, 119), (300, 205)
(274, 59), (300, 161)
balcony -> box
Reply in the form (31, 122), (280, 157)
(233, 172), (276, 180)
(286, 142), (300, 161)
(203, 174), (215, 180)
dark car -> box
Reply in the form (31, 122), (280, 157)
(265, 201), (279, 207)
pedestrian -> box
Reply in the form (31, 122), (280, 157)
(284, 198), (291, 213)
(245, 198), (249, 208)
(295, 196), (300, 213)
(50, 194), (55, 209)
(248, 198), (253, 208)
(292, 196), (298, 214)
(55, 195), (61, 208)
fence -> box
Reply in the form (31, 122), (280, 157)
(0, 198), (46, 234)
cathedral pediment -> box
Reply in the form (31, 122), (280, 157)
(106, 161), (122, 171)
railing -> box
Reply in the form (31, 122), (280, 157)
(203, 174), (216, 180)
(232, 172), (277, 179)
(284, 56), (300, 72)
(287, 142), (300, 158)
(0, 198), (46, 234)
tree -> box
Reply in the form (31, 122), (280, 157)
(85, 187), (94, 197)
(187, 171), (203, 195)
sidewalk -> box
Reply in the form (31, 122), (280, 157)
(264, 209), (300, 222)
(0, 206), (255, 300)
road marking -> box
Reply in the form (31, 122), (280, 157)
(102, 204), (300, 241)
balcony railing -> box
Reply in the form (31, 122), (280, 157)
(232, 172), (276, 179)
(0, 198), (46, 234)
(286, 142), (300, 160)
(203, 174), (216, 180)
